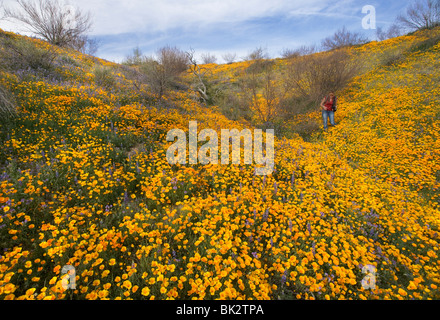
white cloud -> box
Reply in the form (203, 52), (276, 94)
(1, 0), (402, 62)
(0, 0), (365, 36)
(287, 0), (359, 19)
(70, 0), (332, 35)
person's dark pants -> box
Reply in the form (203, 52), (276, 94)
(322, 110), (336, 130)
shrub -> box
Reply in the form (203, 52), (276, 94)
(285, 49), (360, 115)
(57, 54), (81, 68)
(201, 53), (217, 64)
(381, 49), (407, 67)
(222, 52), (237, 64)
(281, 45), (317, 59)
(376, 24), (403, 41)
(238, 59), (289, 124)
(410, 30), (440, 52)
(123, 47), (146, 66)
(93, 66), (116, 89)
(321, 26), (369, 51)
(139, 46), (189, 100)
(244, 46), (270, 61)
(217, 90), (252, 122)
(245, 59), (275, 75)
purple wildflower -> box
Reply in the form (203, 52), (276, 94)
(263, 208), (269, 221)
(281, 270), (288, 285)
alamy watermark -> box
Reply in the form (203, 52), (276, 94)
(166, 121), (275, 176)
(61, 265), (76, 290)
(361, 264), (377, 290)
(62, 3), (77, 30)
(362, 5), (377, 30)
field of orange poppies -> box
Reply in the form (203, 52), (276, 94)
(0, 27), (439, 300)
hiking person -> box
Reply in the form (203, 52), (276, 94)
(320, 92), (337, 131)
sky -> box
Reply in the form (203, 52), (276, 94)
(0, 0), (413, 63)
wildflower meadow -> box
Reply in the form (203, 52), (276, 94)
(0, 26), (439, 301)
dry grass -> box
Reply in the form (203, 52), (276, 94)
(0, 84), (17, 120)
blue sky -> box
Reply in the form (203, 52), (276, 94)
(0, 0), (412, 63)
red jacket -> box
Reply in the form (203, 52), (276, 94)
(323, 96), (337, 111)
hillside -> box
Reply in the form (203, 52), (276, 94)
(0, 27), (439, 300)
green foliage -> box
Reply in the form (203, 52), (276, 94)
(93, 66), (117, 89)
(410, 32), (440, 52)
(380, 49), (407, 67)
(57, 54), (81, 68)
(123, 47), (146, 66)
(216, 89), (252, 122)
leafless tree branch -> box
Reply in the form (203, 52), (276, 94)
(321, 26), (369, 51)
(2, 0), (93, 52)
(397, 0), (440, 31)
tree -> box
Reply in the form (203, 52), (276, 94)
(286, 49), (360, 114)
(187, 50), (210, 103)
(76, 35), (100, 55)
(2, 0), (93, 52)
(376, 24), (403, 41)
(239, 59), (289, 124)
(321, 26), (369, 51)
(222, 53), (237, 64)
(280, 45), (317, 59)
(244, 46), (269, 61)
(201, 53), (217, 64)
(123, 47), (146, 66)
(140, 46), (189, 100)
(397, 0), (440, 31)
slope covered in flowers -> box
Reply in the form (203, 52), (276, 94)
(0, 28), (439, 300)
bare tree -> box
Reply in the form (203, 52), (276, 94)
(2, 0), (93, 51)
(397, 0), (440, 31)
(187, 50), (210, 103)
(222, 52), (237, 64)
(321, 26), (369, 51)
(286, 49), (360, 114)
(281, 45), (317, 59)
(244, 46), (269, 61)
(78, 36), (100, 55)
(201, 53), (217, 64)
(376, 24), (403, 41)
(238, 59), (290, 123)
(140, 45), (189, 100)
